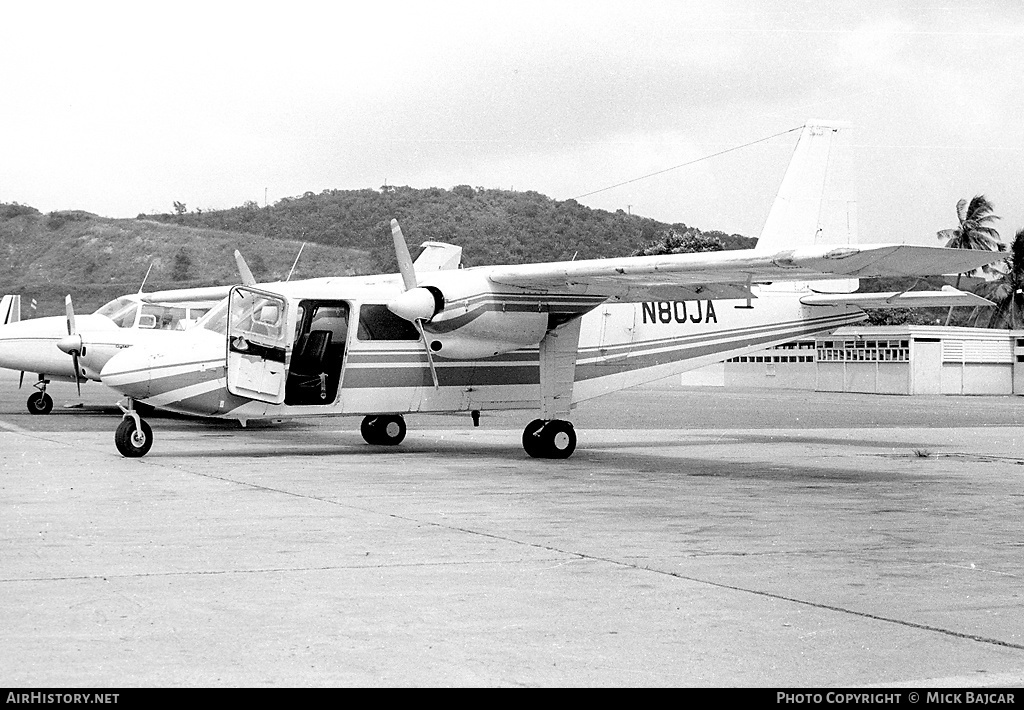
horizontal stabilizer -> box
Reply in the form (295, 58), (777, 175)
(800, 286), (993, 309)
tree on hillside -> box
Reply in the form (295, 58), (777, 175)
(973, 228), (1024, 329)
(937, 195), (1003, 324)
(171, 248), (192, 281)
(631, 229), (724, 256)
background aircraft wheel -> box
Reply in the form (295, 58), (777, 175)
(27, 391), (53, 415)
(359, 416), (378, 444)
(522, 418), (546, 458)
(360, 415), (407, 445)
(115, 418), (153, 458)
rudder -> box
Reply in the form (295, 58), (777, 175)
(755, 120), (857, 293)
(1, 295), (20, 324)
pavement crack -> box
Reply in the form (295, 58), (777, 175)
(0, 556), (573, 584)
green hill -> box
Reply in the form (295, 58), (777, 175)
(0, 203), (370, 316)
(147, 185), (756, 272)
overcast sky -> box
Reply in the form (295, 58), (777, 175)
(3, 0), (1022, 247)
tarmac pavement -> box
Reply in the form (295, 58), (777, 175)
(2, 372), (1023, 687)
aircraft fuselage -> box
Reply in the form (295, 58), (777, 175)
(99, 286), (865, 423)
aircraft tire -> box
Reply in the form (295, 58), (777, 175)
(115, 418), (154, 458)
(539, 420), (576, 459)
(360, 415), (406, 446)
(27, 391), (53, 415)
(522, 419), (546, 457)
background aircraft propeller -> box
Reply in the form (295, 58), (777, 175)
(233, 250), (257, 286)
(55, 295), (83, 395)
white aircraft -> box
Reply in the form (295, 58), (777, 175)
(0, 287), (227, 414)
(96, 121), (999, 458)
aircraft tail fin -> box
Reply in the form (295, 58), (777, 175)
(756, 120), (857, 293)
(1, 295), (21, 324)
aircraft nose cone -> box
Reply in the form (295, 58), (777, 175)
(56, 334), (82, 355)
(387, 287), (439, 322)
(100, 347), (153, 399)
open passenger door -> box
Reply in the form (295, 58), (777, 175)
(226, 286), (291, 403)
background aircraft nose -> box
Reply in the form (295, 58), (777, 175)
(100, 347), (153, 399)
(0, 317), (75, 375)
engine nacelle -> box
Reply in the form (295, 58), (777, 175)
(413, 272), (549, 359)
(425, 312), (549, 359)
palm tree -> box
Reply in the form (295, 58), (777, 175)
(974, 228), (1024, 329)
(937, 195), (1002, 324)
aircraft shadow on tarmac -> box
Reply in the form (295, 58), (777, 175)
(142, 427), (914, 484)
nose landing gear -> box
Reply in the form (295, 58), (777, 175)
(26, 378), (54, 415)
(114, 399), (153, 458)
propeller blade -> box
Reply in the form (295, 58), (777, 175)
(18, 371), (24, 389)
(64, 294), (76, 336)
(415, 321), (440, 390)
(71, 353), (81, 396)
(394, 218), (437, 389)
(234, 250), (257, 286)
(391, 219), (417, 291)
(61, 295), (83, 394)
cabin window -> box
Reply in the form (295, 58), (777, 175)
(140, 304), (189, 330)
(95, 297), (141, 328)
(357, 304), (421, 341)
(231, 290), (286, 340)
(197, 299), (229, 335)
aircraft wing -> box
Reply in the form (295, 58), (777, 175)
(485, 244), (1003, 301)
(140, 285), (234, 304)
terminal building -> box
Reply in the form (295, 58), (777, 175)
(682, 326), (1024, 395)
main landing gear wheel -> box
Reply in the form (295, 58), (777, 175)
(27, 391), (53, 415)
(522, 419), (576, 459)
(115, 417), (153, 458)
(360, 415), (407, 446)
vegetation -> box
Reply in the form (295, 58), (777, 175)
(973, 228), (1024, 329)
(935, 195), (1004, 325)
(631, 229), (725, 256)
(147, 185), (755, 273)
(937, 195), (1003, 264)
